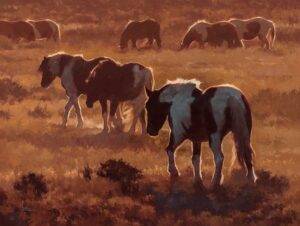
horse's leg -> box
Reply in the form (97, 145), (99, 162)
(115, 104), (123, 127)
(192, 141), (203, 185)
(109, 100), (119, 131)
(166, 132), (185, 178)
(131, 39), (137, 49)
(147, 37), (154, 47)
(209, 133), (224, 189)
(99, 99), (108, 133)
(155, 35), (162, 49)
(128, 93), (144, 134)
(139, 109), (146, 135)
(73, 97), (84, 128)
(259, 35), (269, 49)
(62, 98), (73, 128)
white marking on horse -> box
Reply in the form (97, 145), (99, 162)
(193, 21), (209, 41)
(61, 57), (79, 96)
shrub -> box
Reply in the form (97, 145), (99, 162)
(97, 159), (143, 195)
(14, 172), (48, 199)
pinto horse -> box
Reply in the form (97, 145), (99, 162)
(119, 19), (161, 50)
(27, 19), (61, 42)
(179, 20), (243, 49)
(0, 20), (38, 42)
(145, 79), (257, 189)
(38, 52), (110, 128)
(228, 17), (276, 49)
(85, 59), (154, 134)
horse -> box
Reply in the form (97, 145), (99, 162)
(145, 79), (257, 189)
(27, 19), (61, 42)
(38, 52), (110, 128)
(85, 59), (154, 134)
(119, 19), (161, 50)
(179, 20), (243, 50)
(0, 20), (38, 42)
(228, 17), (276, 49)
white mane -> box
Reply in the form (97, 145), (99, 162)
(47, 51), (83, 58)
(159, 79), (201, 103)
(166, 78), (201, 88)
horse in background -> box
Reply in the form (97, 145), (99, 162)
(85, 59), (154, 134)
(119, 19), (161, 50)
(0, 20), (38, 42)
(145, 79), (257, 189)
(179, 20), (243, 50)
(228, 17), (276, 49)
(27, 19), (61, 42)
(38, 52), (110, 128)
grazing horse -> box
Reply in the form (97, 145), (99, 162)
(0, 20), (38, 42)
(38, 52), (109, 128)
(27, 19), (61, 42)
(145, 79), (257, 189)
(179, 20), (243, 50)
(85, 59), (154, 134)
(119, 19), (161, 50)
(229, 17), (276, 49)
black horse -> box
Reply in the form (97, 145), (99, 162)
(119, 19), (161, 50)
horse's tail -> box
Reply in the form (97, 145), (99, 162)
(53, 22), (61, 42)
(229, 95), (257, 182)
(269, 21), (276, 48)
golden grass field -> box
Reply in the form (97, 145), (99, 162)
(0, 0), (299, 225)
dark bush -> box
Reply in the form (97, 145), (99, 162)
(14, 172), (48, 199)
(0, 78), (28, 103)
(97, 159), (143, 194)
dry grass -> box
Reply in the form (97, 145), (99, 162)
(0, 0), (299, 225)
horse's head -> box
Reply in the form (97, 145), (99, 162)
(38, 56), (58, 88)
(145, 88), (171, 136)
(38, 53), (73, 88)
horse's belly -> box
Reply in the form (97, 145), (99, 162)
(243, 32), (257, 40)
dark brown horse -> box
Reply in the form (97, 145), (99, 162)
(179, 20), (243, 50)
(0, 20), (38, 42)
(119, 19), (161, 50)
(85, 59), (154, 134)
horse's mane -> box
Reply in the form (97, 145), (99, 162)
(166, 78), (201, 89)
(187, 19), (209, 31)
(47, 51), (84, 59)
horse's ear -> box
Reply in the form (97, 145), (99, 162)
(145, 88), (152, 97)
